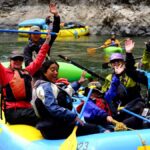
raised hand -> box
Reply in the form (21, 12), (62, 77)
(125, 38), (135, 53)
(49, 3), (58, 16)
(78, 70), (87, 84)
(114, 63), (125, 75)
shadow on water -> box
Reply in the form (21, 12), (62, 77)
(0, 33), (149, 82)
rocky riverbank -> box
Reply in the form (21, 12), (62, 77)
(0, 0), (150, 36)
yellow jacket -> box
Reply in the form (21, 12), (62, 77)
(102, 39), (121, 48)
(141, 49), (150, 70)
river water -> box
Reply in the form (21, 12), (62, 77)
(0, 33), (149, 82)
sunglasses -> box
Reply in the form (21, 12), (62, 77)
(11, 57), (24, 61)
(110, 60), (125, 68)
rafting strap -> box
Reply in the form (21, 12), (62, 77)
(112, 119), (148, 149)
(111, 119), (127, 131)
(127, 127), (148, 149)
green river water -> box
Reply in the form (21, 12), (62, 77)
(0, 33), (149, 82)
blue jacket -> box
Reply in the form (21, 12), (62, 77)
(82, 99), (108, 124)
(104, 74), (120, 103)
(32, 80), (81, 129)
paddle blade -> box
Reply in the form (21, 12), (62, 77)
(59, 126), (78, 150)
(87, 48), (96, 55)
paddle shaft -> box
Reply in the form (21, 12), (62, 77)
(122, 108), (150, 123)
(88, 39), (126, 52)
(79, 88), (93, 119)
(58, 55), (105, 81)
(0, 29), (57, 35)
(92, 46), (102, 50)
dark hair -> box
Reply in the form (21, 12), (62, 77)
(34, 60), (59, 81)
(41, 59), (59, 73)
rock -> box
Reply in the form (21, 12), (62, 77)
(0, 1), (150, 36)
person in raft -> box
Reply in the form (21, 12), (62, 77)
(125, 38), (150, 127)
(24, 3), (60, 67)
(101, 52), (145, 129)
(135, 39), (150, 70)
(31, 60), (109, 139)
(0, 32), (51, 126)
(100, 32), (121, 48)
(76, 85), (115, 132)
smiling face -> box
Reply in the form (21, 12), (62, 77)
(44, 63), (59, 83)
(30, 33), (41, 42)
(10, 57), (24, 69)
(110, 59), (125, 69)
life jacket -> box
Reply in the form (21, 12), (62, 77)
(110, 40), (116, 46)
(2, 69), (32, 109)
(56, 80), (73, 110)
(102, 73), (141, 106)
(57, 87), (73, 110)
(95, 98), (112, 116)
(104, 39), (120, 47)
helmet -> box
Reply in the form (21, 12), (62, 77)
(110, 32), (116, 39)
(109, 53), (124, 62)
(111, 31), (115, 35)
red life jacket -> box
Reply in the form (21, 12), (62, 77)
(2, 70), (32, 109)
(95, 98), (112, 116)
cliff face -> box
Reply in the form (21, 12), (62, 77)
(0, 0), (150, 36)
(1, 0), (150, 10)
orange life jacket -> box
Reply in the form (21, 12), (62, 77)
(2, 70), (32, 109)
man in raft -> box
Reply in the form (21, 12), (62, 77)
(24, 3), (60, 67)
(101, 32), (121, 48)
(0, 32), (51, 126)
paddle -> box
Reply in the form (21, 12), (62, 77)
(59, 88), (93, 150)
(87, 46), (103, 54)
(58, 54), (105, 81)
(0, 29), (57, 35)
(87, 39), (126, 54)
(102, 56), (142, 69)
(119, 108), (150, 123)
